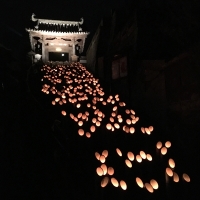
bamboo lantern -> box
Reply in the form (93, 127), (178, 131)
(96, 167), (104, 176)
(125, 159), (132, 168)
(150, 179), (158, 189)
(106, 124), (112, 130)
(86, 132), (91, 138)
(90, 125), (96, 133)
(78, 129), (84, 136)
(173, 172), (179, 182)
(101, 164), (107, 175)
(140, 151), (146, 159)
(78, 121), (83, 126)
(136, 155), (142, 163)
(156, 141), (162, 149)
(127, 152), (134, 161)
(136, 177), (144, 188)
(166, 168), (173, 177)
(95, 152), (100, 160)
(145, 183), (154, 193)
(52, 101), (56, 105)
(149, 126), (154, 132)
(101, 177), (109, 187)
(130, 127), (135, 134)
(168, 158), (175, 168)
(145, 128), (151, 135)
(141, 127), (145, 134)
(102, 150), (108, 158)
(100, 155), (106, 163)
(182, 173), (190, 182)
(165, 141), (171, 148)
(120, 180), (127, 190)
(61, 111), (66, 116)
(146, 154), (152, 161)
(161, 147), (167, 155)
(111, 178), (119, 187)
(114, 123), (120, 129)
(116, 148), (122, 157)
(107, 167), (114, 175)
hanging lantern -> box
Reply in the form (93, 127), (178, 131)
(78, 121), (83, 126)
(130, 127), (135, 134)
(95, 152), (100, 160)
(127, 152), (134, 161)
(116, 148), (122, 156)
(168, 158), (175, 168)
(165, 141), (171, 148)
(126, 119), (131, 125)
(146, 154), (152, 161)
(99, 155), (106, 163)
(110, 117), (114, 123)
(106, 123), (112, 130)
(111, 178), (119, 187)
(136, 155), (142, 163)
(141, 127), (145, 134)
(78, 113), (82, 118)
(156, 141), (162, 149)
(78, 129), (84, 136)
(76, 103), (81, 108)
(101, 164), (107, 175)
(145, 183), (154, 193)
(161, 147), (167, 155)
(61, 110), (67, 116)
(92, 118), (97, 123)
(52, 101), (56, 105)
(107, 167), (114, 175)
(182, 173), (190, 182)
(125, 159), (132, 168)
(90, 125), (96, 133)
(136, 177), (144, 188)
(118, 117), (123, 123)
(140, 151), (146, 159)
(149, 126), (154, 132)
(113, 106), (117, 111)
(96, 167), (104, 176)
(150, 179), (159, 189)
(125, 109), (130, 114)
(86, 132), (91, 138)
(166, 168), (173, 177)
(102, 150), (108, 158)
(145, 128), (151, 135)
(125, 126), (130, 133)
(120, 180), (127, 190)
(101, 176), (109, 187)
(173, 172), (179, 182)
(114, 123), (120, 129)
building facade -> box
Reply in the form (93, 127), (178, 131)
(26, 14), (89, 62)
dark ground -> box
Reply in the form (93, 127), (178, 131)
(1, 63), (199, 200)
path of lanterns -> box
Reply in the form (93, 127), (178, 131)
(40, 62), (191, 199)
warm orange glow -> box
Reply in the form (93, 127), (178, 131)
(127, 152), (134, 161)
(101, 176), (109, 187)
(96, 167), (104, 176)
(161, 147), (167, 155)
(90, 125), (96, 132)
(150, 179), (159, 189)
(156, 141), (162, 149)
(113, 106), (117, 111)
(78, 129), (84, 136)
(125, 109), (130, 114)
(149, 126), (154, 132)
(107, 167), (114, 175)
(52, 101), (56, 105)
(96, 121), (101, 127)
(76, 103), (81, 108)
(146, 154), (152, 161)
(78, 121), (83, 126)
(125, 126), (130, 133)
(183, 173), (190, 182)
(136, 177), (144, 188)
(111, 178), (119, 187)
(86, 132), (91, 138)
(61, 110), (66, 116)
(173, 172), (179, 182)
(106, 123), (112, 130)
(116, 148), (122, 156)
(145, 127), (151, 135)
(165, 141), (171, 148)
(125, 159), (132, 168)
(140, 151), (146, 159)
(166, 168), (173, 177)
(120, 180), (127, 190)
(92, 118), (97, 123)
(130, 127), (135, 134)
(114, 123), (120, 129)
(145, 183), (154, 193)
(168, 158), (175, 168)
(141, 127), (145, 134)
(126, 119), (131, 125)
(101, 164), (107, 175)
(136, 155), (142, 163)
(118, 117), (123, 123)
(99, 155), (106, 163)
(102, 150), (108, 158)
(78, 113), (82, 118)
(95, 152), (100, 160)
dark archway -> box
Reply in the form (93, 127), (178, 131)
(49, 52), (69, 61)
